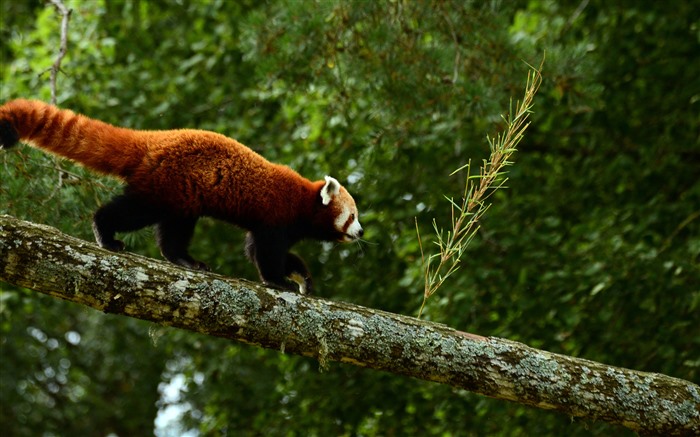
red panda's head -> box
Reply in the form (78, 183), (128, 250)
(315, 176), (363, 243)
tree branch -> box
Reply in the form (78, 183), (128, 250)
(0, 214), (697, 435)
(47, 0), (72, 106)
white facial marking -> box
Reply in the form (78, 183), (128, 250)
(347, 215), (363, 239)
(335, 204), (363, 242)
(334, 207), (351, 232)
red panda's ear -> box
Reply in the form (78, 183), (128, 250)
(320, 175), (341, 205)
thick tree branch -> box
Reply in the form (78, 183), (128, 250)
(0, 214), (698, 435)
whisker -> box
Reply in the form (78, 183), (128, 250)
(356, 237), (378, 246)
(355, 239), (365, 256)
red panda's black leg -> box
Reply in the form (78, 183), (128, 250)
(156, 217), (209, 271)
(93, 193), (163, 251)
(245, 230), (297, 291)
(284, 253), (314, 294)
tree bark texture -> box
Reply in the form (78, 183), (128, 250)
(0, 215), (698, 435)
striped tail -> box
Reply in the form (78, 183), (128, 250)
(0, 99), (147, 178)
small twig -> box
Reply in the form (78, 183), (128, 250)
(440, 9), (461, 85)
(660, 210), (700, 253)
(45, 0), (72, 191)
(35, 162), (99, 185)
(48, 0), (72, 105)
(562, 0), (589, 35)
(416, 58), (544, 318)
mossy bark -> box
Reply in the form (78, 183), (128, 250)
(1, 214), (698, 435)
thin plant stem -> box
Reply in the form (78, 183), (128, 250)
(417, 60), (543, 318)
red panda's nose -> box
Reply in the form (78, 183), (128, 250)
(358, 228), (364, 238)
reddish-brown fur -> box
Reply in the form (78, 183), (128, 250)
(0, 99), (362, 291)
(0, 99), (329, 228)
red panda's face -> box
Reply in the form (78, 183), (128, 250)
(320, 176), (363, 243)
(333, 186), (362, 242)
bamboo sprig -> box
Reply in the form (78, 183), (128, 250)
(417, 63), (543, 318)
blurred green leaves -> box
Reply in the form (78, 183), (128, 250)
(1, 0), (698, 435)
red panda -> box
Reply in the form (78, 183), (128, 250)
(0, 99), (363, 293)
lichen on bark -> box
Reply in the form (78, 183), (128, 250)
(1, 215), (698, 435)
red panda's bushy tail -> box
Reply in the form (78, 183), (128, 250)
(0, 99), (147, 178)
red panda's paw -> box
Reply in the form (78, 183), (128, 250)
(260, 280), (298, 293)
(100, 239), (126, 252)
(287, 272), (313, 295)
(190, 260), (210, 272)
(264, 278), (313, 295)
(174, 258), (210, 272)
(301, 277), (314, 295)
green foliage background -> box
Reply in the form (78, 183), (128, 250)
(1, 1), (698, 435)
